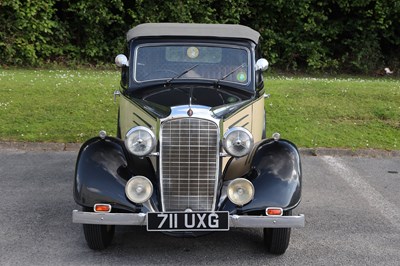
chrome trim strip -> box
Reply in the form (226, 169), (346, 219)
(72, 210), (305, 228)
(229, 214), (305, 228)
(160, 105), (220, 124)
(72, 210), (147, 225)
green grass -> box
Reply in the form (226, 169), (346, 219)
(0, 69), (119, 142)
(265, 76), (400, 150)
(0, 69), (399, 149)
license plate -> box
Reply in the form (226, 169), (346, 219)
(147, 211), (229, 231)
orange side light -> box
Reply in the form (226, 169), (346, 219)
(94, 204), (111, 213)
(266, 208), (283, 216)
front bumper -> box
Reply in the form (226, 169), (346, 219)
(72, 210), (305, 228)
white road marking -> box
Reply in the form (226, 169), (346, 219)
(321, 156), (400, 231)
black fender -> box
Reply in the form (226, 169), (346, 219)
(221, 139), (302, 214)
(73, 136), (156, 212)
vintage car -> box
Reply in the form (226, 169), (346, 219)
(72, 23), (304, 254)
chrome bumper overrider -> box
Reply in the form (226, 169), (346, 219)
(72, 210), (305, 228)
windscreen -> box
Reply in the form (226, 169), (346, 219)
(134, 44), (250, 85)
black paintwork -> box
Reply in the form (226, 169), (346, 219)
(220, 139), (302, 214)
(73, 137), (157, 212)
(126, 82), (255, 110)
(74, 137), (301, 215)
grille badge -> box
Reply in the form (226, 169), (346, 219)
(187, 109), (193, 116)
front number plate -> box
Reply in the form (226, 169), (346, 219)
(147, 212), (229, 231)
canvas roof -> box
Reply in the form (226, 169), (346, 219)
(127, 23), (260, 43)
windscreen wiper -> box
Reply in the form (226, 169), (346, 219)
(214, 63), (246, 87)
(165, 64), (199, 85)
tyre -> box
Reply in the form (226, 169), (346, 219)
(263, 210), (292, 255)
(82, 207), (115, 250)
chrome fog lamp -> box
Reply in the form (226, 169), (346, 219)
(125, 126), (156, 157)
(223, 127), (254, 157)
(125, 176), (153, 204)
(227, 178), (255, 206)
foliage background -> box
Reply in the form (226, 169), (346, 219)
(1, 0), (399, 74)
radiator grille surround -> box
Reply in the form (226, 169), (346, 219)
(160, 118), (219, 212)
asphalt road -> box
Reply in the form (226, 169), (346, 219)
(0, 150), (399, 265)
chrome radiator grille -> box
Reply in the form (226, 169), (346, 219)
(160, 118), (219, 211)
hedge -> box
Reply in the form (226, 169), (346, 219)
(1, 0), (399, 74)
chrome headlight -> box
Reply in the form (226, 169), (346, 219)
(227, 178), (254, 206)
(125, 175), (153, 204)
(125, 126), (156, 156)
(222, 127), (254, 157)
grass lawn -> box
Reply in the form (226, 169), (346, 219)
(0, 69), (119, 143)
(0, 69), (399, 149)
(265, 76), (399, 150)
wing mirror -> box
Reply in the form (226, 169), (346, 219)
(255, 58), (269, 72)
(115, 54), (128, 67)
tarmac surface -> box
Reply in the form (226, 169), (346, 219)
(1, 141), (400, 157)
(0, 144), (399, 265)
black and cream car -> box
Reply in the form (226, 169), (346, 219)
(72, 23), (304, 254)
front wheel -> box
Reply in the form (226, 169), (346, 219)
(263, 210), (292, 254)
(82, 207), (115, 250)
